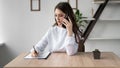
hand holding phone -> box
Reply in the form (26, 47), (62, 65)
(62, 14), (69, 28)
(64, 14), (69, 21)
(62, 15), (73, 36)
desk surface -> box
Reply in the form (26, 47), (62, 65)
(4, 52), (120, 68)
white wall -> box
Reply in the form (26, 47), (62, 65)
(0, 0), (68, 67)
(0, 0), (3, 43)
(85, 1), (120, 56)
(0, 0), (120, 67)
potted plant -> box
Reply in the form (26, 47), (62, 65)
(93, 49), (101, 59)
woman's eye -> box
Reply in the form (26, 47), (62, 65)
(59, 15), (64, 17)
(54, 14), (64, 18)
(55, 15), (57, 17)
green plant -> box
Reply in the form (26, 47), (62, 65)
(75, 9), (88, 32)
(75, 9), (83, 27)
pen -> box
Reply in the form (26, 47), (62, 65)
(33, 45), (38, 54)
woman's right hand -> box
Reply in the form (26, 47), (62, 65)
(31, 51), (39, 57)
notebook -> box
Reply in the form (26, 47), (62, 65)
(24, 51), (51, 59)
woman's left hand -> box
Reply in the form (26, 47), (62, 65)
(62, 17), (73, 36)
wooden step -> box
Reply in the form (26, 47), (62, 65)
(93, 0), (120, 3)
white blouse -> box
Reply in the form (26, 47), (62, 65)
(31, 26), (78, 55)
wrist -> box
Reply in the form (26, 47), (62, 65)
(67, 31), (73, 36)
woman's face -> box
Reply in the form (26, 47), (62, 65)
(54, 8), (65, 26)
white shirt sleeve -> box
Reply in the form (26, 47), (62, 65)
(64, 35), (78, 56)
(30, 29), (50, 53)
(30, 26), (78, 56)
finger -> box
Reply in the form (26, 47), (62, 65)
(31, 53), (35, 57)
(62, 22), (67, 26)
(32, 53), (35, 57)
(68, 16), (72, 23)
(33, 52), (38, 57)
(32, 54), (37, 57)
(63, 19), (69, 25)
(31, 51), (38, 57)
(34, 53), (38, 57)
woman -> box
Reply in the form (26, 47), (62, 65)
(31, 2), (82, 56)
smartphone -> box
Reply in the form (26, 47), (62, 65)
(62, 14), (69, 28)
(64, 15), (69, 21)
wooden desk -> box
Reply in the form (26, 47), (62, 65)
(4, 52), (120, 68)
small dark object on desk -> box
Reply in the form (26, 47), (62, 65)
(93, 49), (101, 59)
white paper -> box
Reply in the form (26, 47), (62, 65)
(24, 51), (51, 59)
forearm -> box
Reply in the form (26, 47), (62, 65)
(64, 36), (78, 55)
(30, 35), (48, 53)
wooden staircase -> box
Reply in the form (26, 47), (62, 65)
(78, 0), (110, 52)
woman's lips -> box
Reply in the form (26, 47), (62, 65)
(57, 21), (62, 25)
(57, 20), (61, 23)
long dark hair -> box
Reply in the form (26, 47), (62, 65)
(53, 2), (82, 48)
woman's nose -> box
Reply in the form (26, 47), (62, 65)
(56, 16), (60, 20)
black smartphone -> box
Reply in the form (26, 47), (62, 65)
(64, 15), (69, 21)
(62, 15), (69, 28)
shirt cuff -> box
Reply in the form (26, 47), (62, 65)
(65, 35), (75, 45)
